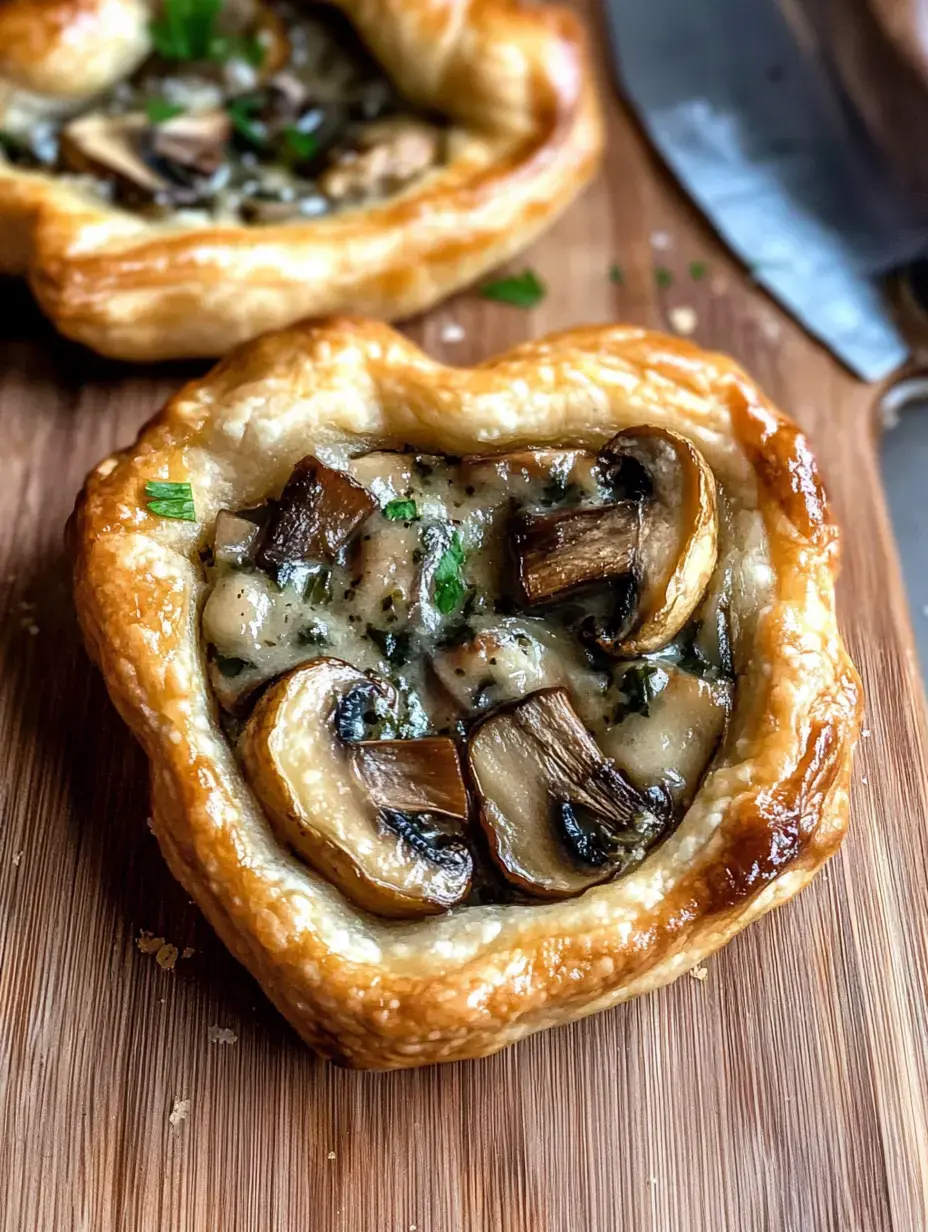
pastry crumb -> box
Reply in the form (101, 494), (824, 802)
(156, 943), (179, 970)
(668, 306), (698, 335)
(208, 1025), (238, 1044)
(689, 963), (709, 982)
(650, 230), (671, 250)
(440, 322), (465, 343)
(861, 728), (871, 738)
(137, 930), (165, 955)
(861, 775), (868, 785)
(327, 1150), (337, 1160)
(181, 946), (196, 959)
(169, 1098), (190, 1127)
(11, 850), (23, 866)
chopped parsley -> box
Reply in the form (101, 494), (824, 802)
(366, 625), (411, 666)
(612, 663), (665, 723)
(688, 260), (708, 282)
(479, 269), (546, 308)
(654, 266), (674, 290)
(433, 532), (466, 614)
(150, 0), (223, 61)
(282, 126), (319, 161)
(383, 498), (418, 522)
(144, 480), (196, 522)
(609, 262), (625, 286)
(145, 99), (185, 124)
(227, 96), (267, 149)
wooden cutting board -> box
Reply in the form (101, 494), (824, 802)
(3, 4), (928, 1227)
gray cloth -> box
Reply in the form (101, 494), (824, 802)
(604, 0), (928, 380)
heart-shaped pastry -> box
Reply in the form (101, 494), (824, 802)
(71, 318), (862, 1069)
(0, 0), (601, 360)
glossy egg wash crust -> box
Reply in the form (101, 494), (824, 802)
(0, 0), (602, 360)
(71, 319), (862, 1069)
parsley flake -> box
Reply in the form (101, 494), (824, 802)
(479, 269), (546, 309)
(150, 0), (222, 62)
(433, 532), (466, 614)
(283, 126), (319, 161)
(144, 480), (196, 522)
(383, 498), (418, 522)
(609, 262), (625, 286)
(688, 260), (708, 282)
(227, 96), (267, 148)
(145, 99), (185, 124)
(654, 266), (674, 290)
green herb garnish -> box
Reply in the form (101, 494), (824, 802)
(613, 663), (665, 723)
(144, 480), (196, 522)
(282, 126), (319, 161)
(227, 96), (267, 148)
(214, 654), (251, 678)
(383, 498), (418, 521)
(296, 623), (328, 647)
(150, 0), (223, 61)
(433, 532), (466, 614)
(654, 266), (673, 290)
(609, 262), (625, 286)
(145, 99), (185, 124)
(366, 625), (411, 666)
(688, 260), (708, 282)
(479, 269), (546, 309)
(208, 32), (266, 64)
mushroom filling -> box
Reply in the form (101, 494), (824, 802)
(202, 432), (737, 915)
(0, 0), (447, 222)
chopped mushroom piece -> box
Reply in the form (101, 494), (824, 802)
(60, 113), (170, 201)
(256, 456), (376, 574)
(212, 507), (267, 567)
(513, 502), (640, 604)
(600, 661), (733, 808)
(319, 119), (442, 203)
(467, 687), (665, 899)
(151, 110), (231, 177)
(594, 426), (718, 654)
(240, 659), (472, 916)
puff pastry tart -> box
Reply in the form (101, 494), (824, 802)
(0, 0), (601, 360)
(71, 318), (862, 1069)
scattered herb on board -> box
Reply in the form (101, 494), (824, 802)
(479, 269), (546, 308)
(609, 263), (625, 286)
(144, 480), (196, 522)
(282, 126), (319, 161)
(433, 532), (466, 614)
(383, 498), (418, 522)
(654, 266), (673, 290)
(688, 260), (708, 282)
(145, 99), (185, 124)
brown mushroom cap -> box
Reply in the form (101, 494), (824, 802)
(60, 113), (168, 199)
(596, 426), (718, 655)
(467, 687), (665, 899)
(239, 659), (473, 917)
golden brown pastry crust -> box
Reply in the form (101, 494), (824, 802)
(0, 0), (602, 359)
(71, 319), (862, 1069)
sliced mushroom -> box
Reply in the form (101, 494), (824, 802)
(240, 659), (473, 917)
(467, 687), (665, 899)
(256, 456), (376, 575)
(595, 426), (718, 654)
(151, 109), (230, 177)
(60, 113), (169, 201)
(319, 119), (442, 203)
(513, 502), (640, 605)
(599, 661), (733, 809)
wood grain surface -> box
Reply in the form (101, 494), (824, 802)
(3, 4), (928, 1228)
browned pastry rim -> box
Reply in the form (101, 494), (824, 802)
(0, 0), (602, 360)
(71, 318), (862, 1068)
